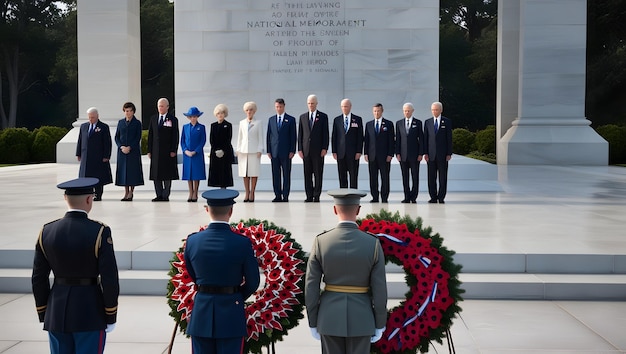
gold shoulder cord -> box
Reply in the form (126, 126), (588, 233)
(37, 228), (47, 259)
(94, 226), (105, 258)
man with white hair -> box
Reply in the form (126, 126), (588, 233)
(147, 97), (180, 201)
(76, 107), (113, 201)
(298, 94), (329, 202)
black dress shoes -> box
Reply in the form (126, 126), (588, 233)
(93, 197), (102, 201)
(304, 198), (313, 203)
(370, 199), (379, 203)
(401, 199), (410, 203)
(428, 199), (438, 203)
(272, 197), (282, 202)
(438, 200), (445, 204)
(313, 197), (320, 202)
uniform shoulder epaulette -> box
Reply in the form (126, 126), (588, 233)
(315, 229), (333, 237)
(42, 218), (62, 228)
(91, 219), (108, 228)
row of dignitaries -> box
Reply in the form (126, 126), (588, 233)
(32, 178), (119, 354)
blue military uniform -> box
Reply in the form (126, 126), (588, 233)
(32, 178), (119, 354)
(184, 189), (260, 353)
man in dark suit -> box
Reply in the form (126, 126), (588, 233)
(267, 98), (297, 202)
(423, 101), (453, 203)
(331, 98), (364, 189)
(306, 189), (387, 354)
(76, 107), (113, 201)
(184, 189), (260, 354)
(32, 177), (119, 354)
(364, 103), (395, 203)
(395, 103), (424, 203)
(298, 94), (329, 202)
(147, 97), (180, 201)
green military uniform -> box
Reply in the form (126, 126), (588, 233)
(305, 189), (387, 354)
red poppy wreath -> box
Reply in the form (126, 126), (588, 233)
(167, 219), (307, 354)
(359, 210), (464, 354)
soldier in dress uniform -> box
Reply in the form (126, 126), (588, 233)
(305, 189), (388, 354)
(184, 189), (260, 354)
(32, 177), (119, 354)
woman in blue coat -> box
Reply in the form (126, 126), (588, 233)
(181, 106), (207, 202)
(115, 102), (144, 201)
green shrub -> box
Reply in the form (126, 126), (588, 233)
(452, 128), (475, 155)
(474, 125), (496, 154)
(31, 126), (68, 162)
(466, 150), (497, 164)
(595, 124), (626, 164)
(0, 128), (33, 163)
(141, 130), (149, 155)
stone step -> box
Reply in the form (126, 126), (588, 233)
(5, 249), (626, 274)
(4, 268), (626, 300)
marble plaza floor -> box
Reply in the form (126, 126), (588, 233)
(1, 160), (626, 352)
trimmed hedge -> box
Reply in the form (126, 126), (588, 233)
(452, 128), (475, 155)
(0, 126), (68, 164)
(474, 125), (496, 155)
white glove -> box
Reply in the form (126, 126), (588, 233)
(309, 327), (320, 340)
(371, 327), (385, 343)
(105, 323), (116, 333)
(215, 149), (224, 158)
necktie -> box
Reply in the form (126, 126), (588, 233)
(434, 119), (439, 133)
(406, 119), (411, 131)
(375, 120), (380, 134)
(310, 113), (314, 128)
(344, 116), (349, 132)
(278, 116), (282, 129)
(88, 124), (94, 137)
(159, 115), (164, 126)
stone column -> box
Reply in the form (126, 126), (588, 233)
(497, 0), (607, 165)
(57, 0), (142, 163)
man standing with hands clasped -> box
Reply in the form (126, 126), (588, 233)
(298, 94), (329, 202)
(395, 102), (424, 203)
(364, 103), (395, 203)
(305, 189), (387, 354)
(331, 98), (364, 189)
(267, 98), (297, 202)
(147, 97), (180, 202)
(423, 101), (453, 204)
(32, 177), (119, 354)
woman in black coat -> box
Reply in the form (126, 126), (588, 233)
(115, 102), (144, 201)
(207, 104), (234, 188)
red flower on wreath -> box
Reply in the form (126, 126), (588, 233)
(359, 219), (458, 354)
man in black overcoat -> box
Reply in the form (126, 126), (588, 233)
(147, 97), (180, 201)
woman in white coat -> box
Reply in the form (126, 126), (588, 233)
(236, 101), (264, 202)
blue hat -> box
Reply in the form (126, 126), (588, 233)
(201, 189), (239, 206)
(183, 106), (203, 117)
(327, 188), (367, 205)
(57, 177), (99, 195)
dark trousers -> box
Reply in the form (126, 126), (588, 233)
(154, 180), (172, 199)
(94, 184), (104, 199)
(399, 159), (420, 201)
(271, 156), (292, 199)
(337, 156), (360, 189)
(303, 153), (324, 199)
(191, 335), (244, 354)
(368, 159), (390, 201)
(427, 159), (448, 201)
(49, 330), (106, 354)
(321, 334), (371, 354)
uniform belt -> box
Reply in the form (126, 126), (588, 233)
(324, 284), (369, 293)
(55, 277), (98, 286)
(197, 285), (240, 294)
